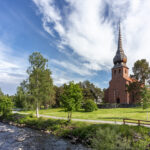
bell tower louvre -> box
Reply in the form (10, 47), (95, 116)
(104, 25), (134, 104)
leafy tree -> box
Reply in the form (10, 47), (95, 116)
(40, 69), (55, 108)
(0, 95), (13, 117)
(27, 52), (54, 117)
(132, 59), (150, 84)
(0, 88), (4, 97)
(83, 99), (98, 112)
(79, 80), (103, 103)
(61, 81), (83, 121)
(14, 80), (31, 109)
(141, 86), (150, 120)
(54, 85), (64, 107)
(126, 81), (143, 103)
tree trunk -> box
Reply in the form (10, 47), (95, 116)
(36, 101), (39, 118)
(68, 111), (72, 122)
(70, 111), (72, 121)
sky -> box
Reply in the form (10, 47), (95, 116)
(0, 0), (150, 95)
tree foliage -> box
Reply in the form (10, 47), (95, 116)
(0, 88), (4, 97)
(141, 86), (150, 110)
(27, 52), (54, 117)
(126, 81), (143, 103)
(79, 80), (103, 103)
(14, 80), (32, 109)
(53, 85), (64, 107)
(83, 99), (98, 112)
(61, 81), (83, 121)
(132, 59), (150, 84)
(0, 95), (13, 117)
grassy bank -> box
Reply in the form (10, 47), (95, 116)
(21, 107), (150, 121)
(1, 113), (150, 149)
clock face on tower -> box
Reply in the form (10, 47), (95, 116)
(123, 58), (127, 63)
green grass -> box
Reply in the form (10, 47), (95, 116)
(21, 107), (150, 122)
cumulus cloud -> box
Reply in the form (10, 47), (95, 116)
(50, 67), (85, 86)
(51, 59), (98, 76)
(32, 0), (150, 75)
(0, 41), (28, 94)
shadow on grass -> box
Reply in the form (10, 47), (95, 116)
(58, 109), (86, 113)
(125, 111), (150, 113)
(58, 109), (66, 112)
(98, 117), (125, 120)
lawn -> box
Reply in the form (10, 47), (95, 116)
(21, 107), (150, 122)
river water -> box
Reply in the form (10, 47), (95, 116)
(0, 122), (90, 150)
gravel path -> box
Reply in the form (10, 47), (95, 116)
(13, 111), (150, 128)
(0, 122), (90, 150)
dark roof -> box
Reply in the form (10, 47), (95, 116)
(113, 25), (127, 68)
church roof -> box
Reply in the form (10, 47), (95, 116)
(113, 25), (127, 67)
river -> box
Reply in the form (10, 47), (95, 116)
(0, 122), (90, 150)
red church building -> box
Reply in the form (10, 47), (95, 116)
(104, 26), (135, 104)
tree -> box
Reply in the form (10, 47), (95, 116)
(141, 86), (150, 120)
(14, 80), (31, 109)
(79, 80), (103, 103)
(40, 69), (55, 108)
(0, 95), (13, 117)
(61, 81), (83, 121)
(126, 81), (143, 103)
(0, 88), (4, 97)
(27, 52), (54, 117)
(132, 59), (150, 84)
(54, 85), (64, 107)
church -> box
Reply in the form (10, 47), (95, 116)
(104, 26), (135, 104)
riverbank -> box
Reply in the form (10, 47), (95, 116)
(1, 113), (150, 149)
(0, 122), (89, 150)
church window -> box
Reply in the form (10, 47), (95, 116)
(125, 70), (127, 74)
(119, 69), (121, 73)
(114, 70), (116, 75)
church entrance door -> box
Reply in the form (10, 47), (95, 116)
(116, 98), (120, 104)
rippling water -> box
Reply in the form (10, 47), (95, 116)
(0, 122), (90, 150)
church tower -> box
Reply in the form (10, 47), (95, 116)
(104, 25), (133, 104)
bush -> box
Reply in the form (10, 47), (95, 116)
(0, 96), (13, 117)
(83, 99), (98, 112)
(91, 127), (131, 150)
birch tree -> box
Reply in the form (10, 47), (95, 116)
(27, 52), (54, 117)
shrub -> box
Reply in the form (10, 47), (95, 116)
(91, 127), (131, 150)
(0, 96), (13, 117)
(83, 99), (98, 112)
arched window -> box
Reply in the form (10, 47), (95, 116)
(119, 69), (121, 73)
(114, 70), (116, 75)
(125, 69), (127, 74)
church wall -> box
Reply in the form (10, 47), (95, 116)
(106, 67), (131, 104)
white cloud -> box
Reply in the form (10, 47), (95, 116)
(51, 59), (96, 76)
(0, 41), (28, 95)
(32, 0), (150, 75)
(33, 0), (65, 36)
(51, 67), (85, 86)
(123, 0), (150, 73)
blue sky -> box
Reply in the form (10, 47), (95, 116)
(0, 0), (150, 95)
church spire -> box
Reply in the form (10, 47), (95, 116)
(118, 23), (123, 52)
(113, 24), (127, 67)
